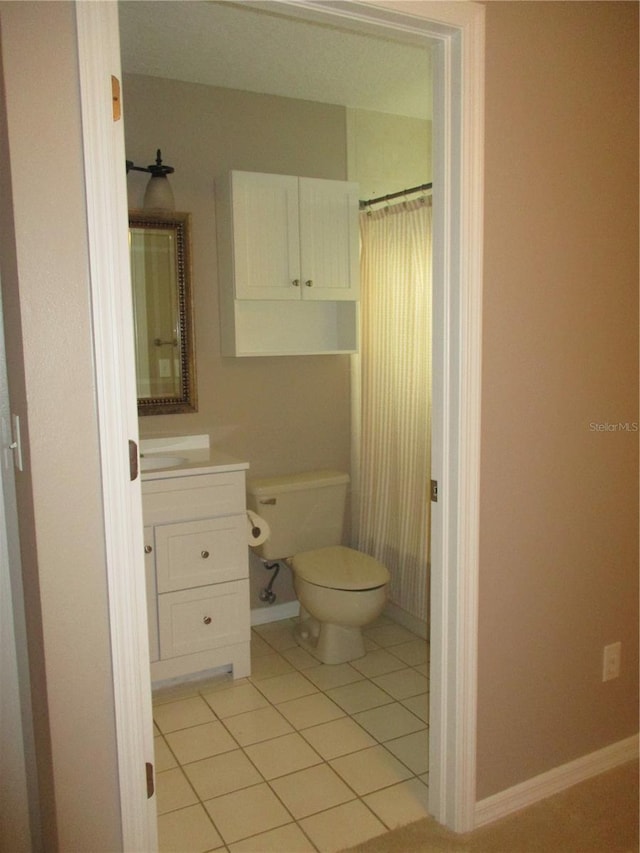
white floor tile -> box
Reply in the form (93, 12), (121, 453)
(165, 720), (237, 765)
(228, 822), (316, 852)
(204, 783), (292, 844)
(401, 691), (430, 723)
(250, 633), (273, 657)
(281, 645), (320, 670)
(326, 680), (394, 714)
(329, 745), (413, 795)
(353, 702), (426, 742)
(303, 662), (364, 691)
(249, 651), (295, 680)
(299, 716), (377, 760)
(157, 803), (223, 852)
(222, 704), (294, 746)
(154, 735), (177, 772)
(388, 638), (430, 666)
(350, 648), (408, 678)
(276, 692), (345, 730)
(384, 730), (430, 774)
(155, 767), (198, 815)
(270, 763), (355, 819)
(364, 623), (417, 647)
(252, 671), (318, 704)
(363, 777), (430, 829)
(252, 620), (298, 651)
(201, 682), (268, 719)
(153, 696), (216, 734)
(183, 749), (262, 800)
(372, 667), (429, 700)
(299, 799), (386, 852)
(244, 731), (322, 780)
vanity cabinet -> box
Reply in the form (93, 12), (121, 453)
(217, 170), (360, 356)
(142, 467), (250, 682)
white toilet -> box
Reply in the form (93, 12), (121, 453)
(247, 470), (390, 664)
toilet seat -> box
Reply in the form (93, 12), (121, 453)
(290, 545), (390, 591)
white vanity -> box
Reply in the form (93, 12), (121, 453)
(140, 436), (250, 683)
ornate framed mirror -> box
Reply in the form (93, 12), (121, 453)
(129, 210), (197, 415)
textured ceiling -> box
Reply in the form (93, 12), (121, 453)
(118, 1), (432, 120)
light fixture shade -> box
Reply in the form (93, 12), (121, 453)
(143, 174), (175, 211)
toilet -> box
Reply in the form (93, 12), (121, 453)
(246, 470), (390, 664)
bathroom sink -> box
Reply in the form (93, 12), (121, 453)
(140, 454), (186, 472)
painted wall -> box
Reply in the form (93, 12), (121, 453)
(347, 107), (432, 200)
(0, 2), (122, 849)
(477, 0), (639, 798)
(124, 74), (353, 482)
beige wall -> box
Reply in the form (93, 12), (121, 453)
(477, 0), (639, 798)
(346, 107), (432, 200)
(124, 74), (353, 481)
(0, 2), (122, 849)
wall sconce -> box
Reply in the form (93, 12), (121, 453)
(126, 149), (175, 211)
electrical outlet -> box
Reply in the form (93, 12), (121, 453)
(602, 641), (622, 682)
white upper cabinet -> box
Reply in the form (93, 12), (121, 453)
(229, 171), (359, 302)
(217, 170), (360, 356)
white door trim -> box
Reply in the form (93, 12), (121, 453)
(75, 0), (483, 845)
(75, 4), (157, 850)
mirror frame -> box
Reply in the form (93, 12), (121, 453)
(129, 210), (197, 415)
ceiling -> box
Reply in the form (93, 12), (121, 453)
(118, 1), (432, 120)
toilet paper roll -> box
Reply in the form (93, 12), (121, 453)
(246, 509), (270, 547)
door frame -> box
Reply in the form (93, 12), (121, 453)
(75, 1), (484, 846)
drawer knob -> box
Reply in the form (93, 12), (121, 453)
(203, 616), (212, 625)
(201, 550), (210, 559)
(144, 545), (152, 554)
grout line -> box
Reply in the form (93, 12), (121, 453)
(154, 617), (430, 849)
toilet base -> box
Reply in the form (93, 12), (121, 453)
(295, 615), (366, 665)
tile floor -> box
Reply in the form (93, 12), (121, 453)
(153, 614), (430, 853)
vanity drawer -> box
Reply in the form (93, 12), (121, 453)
(155, 516), (247, 593)
(142, 471), (245, 525)
(158, 580), (249, 659)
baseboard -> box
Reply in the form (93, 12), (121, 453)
(251, 600), (300, 626)
(384, 600), (429, 639)
(474, 733), (639, 828)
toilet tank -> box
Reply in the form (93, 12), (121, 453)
(246, 470), (349, 560)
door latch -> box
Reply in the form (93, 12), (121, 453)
(430, 479), (438, 502)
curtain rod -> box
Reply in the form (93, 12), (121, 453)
(359, 182), (432, 210)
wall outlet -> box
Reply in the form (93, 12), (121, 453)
(602, 641), (622, 682)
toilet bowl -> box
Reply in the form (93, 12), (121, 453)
(288, 545), (389, 664)
(246, 470), (391, 665)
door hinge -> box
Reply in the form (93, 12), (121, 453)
(430, 479), (438, 503)
(146, 762), (155, 799)
(111, 75), (121, 121)
(129, 439), (139, 481)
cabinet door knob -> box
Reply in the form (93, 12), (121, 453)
(291, 279), (300, 287)
(144, 545), (152, 554)
(305, 279), (314, 287)
(203, 616), (212, 625)
(201, 550), (210, 559)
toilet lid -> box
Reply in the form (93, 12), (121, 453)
(290, 546), (390, 591)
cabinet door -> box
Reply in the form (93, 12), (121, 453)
(231, 171), (301, 300)
(144, 526), (159, 662)
(299, 177), (360, 301)
(158, 580), (249, 659)
(155, 515), (247, 593)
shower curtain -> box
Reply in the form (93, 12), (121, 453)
(354, 196), (432, 623)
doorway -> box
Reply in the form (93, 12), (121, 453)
(77, 1), (484, 846)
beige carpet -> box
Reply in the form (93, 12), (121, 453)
(345, 760), (639, 853)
